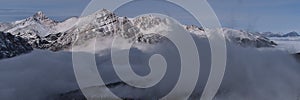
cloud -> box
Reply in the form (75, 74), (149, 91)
(0, 26), (300, 99)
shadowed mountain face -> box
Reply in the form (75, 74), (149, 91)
(0, 32), (33, 59)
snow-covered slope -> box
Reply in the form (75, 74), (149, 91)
(0, 22), (13, 31)
(0, 32), (33, 59)
(221, 28), (277, 47)
(6, 11), (58, 37)
(55, 17), (78, 32)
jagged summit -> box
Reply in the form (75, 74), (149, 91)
(33, 11), (47, 19)
(89, 8), (116, 19)
(95, 9), (111, 14)
(31, 11), (57, 25)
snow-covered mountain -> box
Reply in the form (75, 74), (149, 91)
(186, 27), (277, 48)
(0, 32), (32, 59)
(6, 11), (58, 37)
(0, 9), (277, 52)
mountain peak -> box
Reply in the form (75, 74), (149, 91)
(33, 11), (47, 19)
(93, 9), (113, 15)
(288, 31), (298, 34)
(31, 11), (57, 26)
(283, 31), (300, 37)
(101, 8), (110, 13)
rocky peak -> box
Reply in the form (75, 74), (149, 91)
(92, 9), (116, 18)
(133, 15), (169, 32)
(31, 11), (57, 25)
(186, 25), (204, 31)
(33, 11), (47, 19)
(99, 9), (111, 14)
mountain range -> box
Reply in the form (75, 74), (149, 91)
(0, 9), (278, 59)
(261, 31), (300, 37)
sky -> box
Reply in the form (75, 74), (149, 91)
(0, 0), (299, 33)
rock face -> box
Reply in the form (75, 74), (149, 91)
(65, 11), (170, 46)
(0, 32), (33, 59)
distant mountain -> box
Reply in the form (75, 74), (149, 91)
(261, 31), (300, 37)
(282, 31), (300, 37)
(221, 29), (277, 48)
(0, 32), (33, 59)
(261, 32), (282, 37)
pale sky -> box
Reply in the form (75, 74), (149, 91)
(0, 0), (299, 33)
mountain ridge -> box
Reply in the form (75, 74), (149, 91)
(261, 31), (300, 37)
(0, 9), (278, 58)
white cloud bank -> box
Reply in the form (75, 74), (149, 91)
(0, 34), (299, 100)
